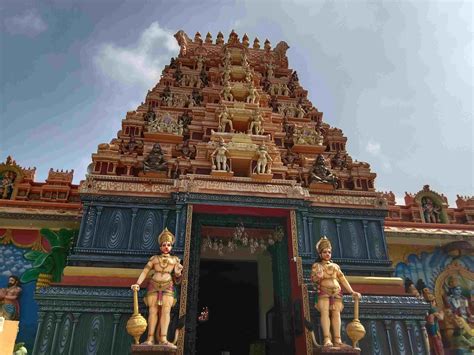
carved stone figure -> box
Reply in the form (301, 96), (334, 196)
(144, 107), (156, 124)
(309, 155), (339, 188)
(200, 67), (208, 87)
(192, 88), (203, 106)
(311, 237), (361, 347)
(178, 111), (192, 135)
(246, 84), (259, 104)
(0, 171), (15, 199)
(211, 138), (230, 171)
(121, 134), (142, 155)
(176, 140), (196, 159)
(282, 148), (300, 168)
(131, 229), (183, 347)
(296, 104), (306, 119)
(161, 84), (172, 105)
(144, 143), (167, 172)
(248, 110), (264, 135)
(255, 144), (272, 174)
(266, 62), (275, 79)
(422, 197), (441, 223)
(196, 55), (205, 72)
(173, 66), (183, 85)
(221, 83), (233, 101)
(331, 150), (348, 170)
(218, 107), (234, 133)
(0, 275), (21, 320)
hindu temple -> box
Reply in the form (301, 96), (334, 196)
(0, 30), (472, 355)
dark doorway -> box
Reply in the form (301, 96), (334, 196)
(196, 260), (259, 355)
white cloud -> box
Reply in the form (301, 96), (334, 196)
(94, 22), (179, 89)
(365, 141), (381, 155)
(4, 10), (47, 37)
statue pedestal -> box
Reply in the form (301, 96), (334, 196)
(139, 171), (168, 178)
(251, 173), (273, 181)
(309, 182), (335, 192)
(210, 170), (234, 178)
(131, 344), (177, 355)
(313, 345), (360, 355)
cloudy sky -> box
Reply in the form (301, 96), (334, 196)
(1, 0), (472, 206)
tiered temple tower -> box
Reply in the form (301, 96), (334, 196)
(31, 31), (431, 355)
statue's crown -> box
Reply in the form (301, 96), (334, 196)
(158, 228), (175, 245)
(316, 236), (332, 254)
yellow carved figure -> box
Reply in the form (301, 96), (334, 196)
(311, 236), (361, 347)
(131, 229), (183, 348)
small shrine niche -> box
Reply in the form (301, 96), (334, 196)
(415, 185), (448, 224)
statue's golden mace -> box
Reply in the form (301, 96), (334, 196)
(346, 296), (365, 350)
(126, 286), (147, 344)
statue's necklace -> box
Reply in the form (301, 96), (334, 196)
(158, 255), (170, 269)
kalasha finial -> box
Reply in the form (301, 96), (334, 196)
(264, 39), (271, 51)
(242, 33), (249, 47)
(228, 29), (239, 44)
(253, 37), (260, 49)
(205, 32), (212, 44)
(194, 32), (202, 44)
(216, 31), (224, 45)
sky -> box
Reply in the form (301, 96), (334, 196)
(1, 0), (472, 206)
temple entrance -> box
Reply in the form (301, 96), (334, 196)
(183, 210), (296, 355)
(196, 260), (259, 354)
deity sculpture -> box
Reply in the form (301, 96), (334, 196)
(331, 150), (348, 170)
(121, 133), (142, 155)
(255, 144), (272, 174)
(199, 67), (208, 87)
(248, 110), (264, 135)
(192, 88), (203, 106)
(309, 155), (339, 188)
(175, 140), (196, 159)
(131, 229), (183, 347)
(178, 111), (192, 136)
(0, 171), (15, 199)
(144, 107), (156, 124)
(311, 237), (361, 347)
(211, 138), (230, 171)
(195, 55), (205, 72)
(282, 147), (300, 168)
(296, 104), (306, 119)
(221, 83), (233, 101)
(422, 197), (441, 223)
(246, 83), (259, 104)
(218, 107), (234, 133)
(144, 143), (167, 172)
(0, 275), (21, 320)
(266, 62), (275, 79)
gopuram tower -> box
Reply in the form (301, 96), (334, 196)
(32, 30), (429, 354)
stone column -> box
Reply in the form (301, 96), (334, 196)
(67, 312), (81, 355)
(32, 311), (46, 355)
(50, 311), (64, 355)
(110, 313), (121, 355)
(127, 207), (138, 249)
(383, 320), (394, 355)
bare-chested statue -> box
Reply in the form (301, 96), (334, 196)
(131, 229), (183, 348)
(211, 138), (230, 171)
(255, 144), (273, 174)
(0, 275), (22, 320)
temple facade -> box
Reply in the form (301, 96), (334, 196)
(0, 30), (472, 354)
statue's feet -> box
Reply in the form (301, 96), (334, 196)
(141, 339), (154, 346)
(333, 338), (345, 347)
(323, 337), (333, 347)
(159, 340), (177, 349)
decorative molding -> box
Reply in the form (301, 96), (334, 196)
(177, 204), (193, 355)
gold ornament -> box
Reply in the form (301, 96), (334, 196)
(158, 228), (175, 245)
(316, 236), (332, 254)
(126, 287), (147, 344)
